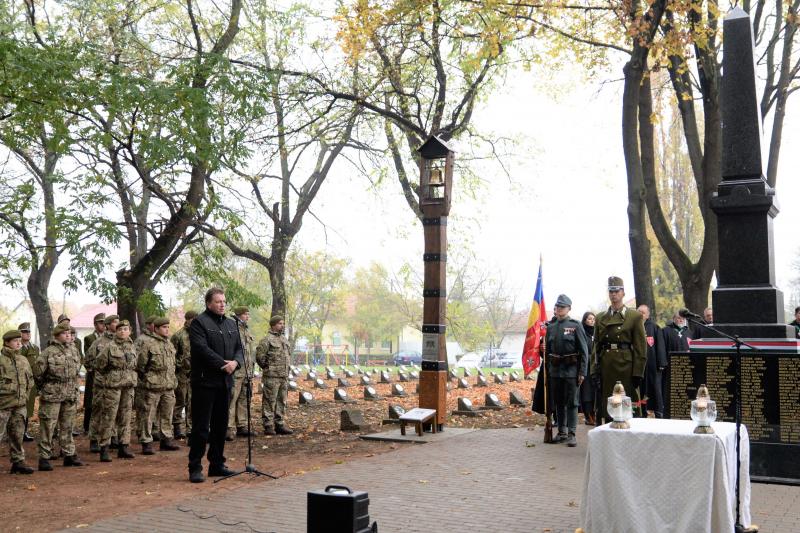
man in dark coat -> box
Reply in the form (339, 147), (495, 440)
(663, 313), (692, 352)
(187, 287), (244, 483)
(789, 306), (800, 339)
(637, 305), (667, 418)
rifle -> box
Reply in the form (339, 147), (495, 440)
(542, 324), (553, 443)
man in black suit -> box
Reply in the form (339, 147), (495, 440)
(187, 287), (244, 483)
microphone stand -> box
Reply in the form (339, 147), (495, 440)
(216, 361), (278, 483)
(683, 315), (756, 533)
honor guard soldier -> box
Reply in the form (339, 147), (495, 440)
(18, 323), (39, 441)
(94, 319), (138, 462)
(1, 330), (35, 474)
(81, 313), (105, 435)
(546, 295), (590, 446)
(34, 325), (85, 470)
(84, 314), (120, 453)
(171, 310), (196, 439)
(591, 276), (647, 422)
(256, 316), (293, 436)
(228, 307), (255, 440)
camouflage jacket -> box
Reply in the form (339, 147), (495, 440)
(170, 327), (191, 379)
(34, 340), (81, 403)
(84, 331), (115, 372)
(83, 331), (101, 357)
(71, 338), (83, 366)
(133, 330), (157, 354)
(0, 347), (33, 410)
(95, 337), (138, 389)
(256, 330), (290, 378)
(137, 333), (177, 391)
(234, 319), (255, 379)
(20, 342), (40, 372)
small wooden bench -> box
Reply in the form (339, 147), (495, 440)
(399, 408), (437, 436)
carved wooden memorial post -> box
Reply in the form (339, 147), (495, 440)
(417, 136), (454, 431)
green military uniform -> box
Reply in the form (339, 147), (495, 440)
(82, 322), (104, 434)
(94, 327), (138, 456)
(1, 331), (34, 473)
(34, 326), (82, 466)
(133, 324), (159, 439)
(20, 340), (40, 421)
(85, 329), (116, 444)
(256, 327), (291, 432)
(170, 317), (194, 436)
(591, 278), (647, 421)
(229, 310), (255, 436)
(135, 318), (178, 451)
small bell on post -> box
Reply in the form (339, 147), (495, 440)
(607, 381), (632, 429)
(691, 384), (717, 434)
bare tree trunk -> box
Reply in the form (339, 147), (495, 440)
(28, 269), (54, 346)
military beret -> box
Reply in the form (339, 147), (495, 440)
(269, 315), (284, 326)
(2, 330), (22, 342)
(93, 313), (106, 323)
(70, 326), (77, 333)
(153, 317), (170, 327)
(233, 306), (249, 316)
(185, 310), (198, 320)
(103, 314), (119, 325)
(52, 325), (70, 337)
(17, 322), (31, 332)
(57, 314), (70, 323)
(117, 319), (131, 328)
(608, 276), (625, 291)
(555, 294), (572, 307)
(145, 315), (157, 325)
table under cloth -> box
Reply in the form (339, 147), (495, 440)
(579, 418), (752, 532)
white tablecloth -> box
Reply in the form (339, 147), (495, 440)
(579, 418), (752, 532)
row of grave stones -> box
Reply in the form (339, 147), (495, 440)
(451, 391), (529, 416)
(296, 384), (413, 405)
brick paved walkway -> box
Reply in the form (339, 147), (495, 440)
(82, 426), (799, 532)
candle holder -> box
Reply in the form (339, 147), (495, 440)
(691, 384), (717, 434)
(607, 381), (632, 429)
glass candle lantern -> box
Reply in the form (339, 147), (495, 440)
(607, 381), (632, 429)
(691, 384), (717, 434)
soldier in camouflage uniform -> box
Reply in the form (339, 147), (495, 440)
(256, 316), (293, 436)
(1, 330), (35, 474)
(56, 314), (83, 363)
(81, 313), (105, 435)
(18, 322), (39, 442)
(227, 306), (254, 440)
(85, 314), (119, 452)
(34, 325), (85, 471)
(94, 319), (137, 462)
(133, 316), (159, 441)
(136, 317), (180, 454)
(171, 310), (196, 439)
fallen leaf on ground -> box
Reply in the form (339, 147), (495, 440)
(419, 480), (428, 484)
(26, 485), (36, 491)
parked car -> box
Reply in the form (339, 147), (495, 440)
(392, 351), (422, 366)
(496, 353), (521, 368)
(455, 352), (482, 368)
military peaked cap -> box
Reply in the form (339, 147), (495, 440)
(145, 315), (157, 325)
(52, 325), (70, 337)
(17, 322), (31, 332)
(103, 314), (119, 325)
(555, 294), (572, 307)
(608, 276), (625, 291)
(93, 313), (106, 323)
(57, 314), (70, 323)
(117, 319), (131, 328)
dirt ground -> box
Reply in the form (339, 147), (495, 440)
(1, 370), (549, 532)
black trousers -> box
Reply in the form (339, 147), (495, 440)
(83, 371), (94, 433)
(188, 383), (230, 472)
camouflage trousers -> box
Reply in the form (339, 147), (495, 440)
(96, 386), (134, 447)
(38, 399), (77, 459)
(0, 406), (26, 463)
(136, 389), (175, 443)
(173, 377), (191, 433)
(26, 383), (37, 420)
(261, 377), (287, 429)
(87, 379), (111, 442)
(228, 375), (250, 431)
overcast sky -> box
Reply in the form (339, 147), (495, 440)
(5, 48), (800, 321)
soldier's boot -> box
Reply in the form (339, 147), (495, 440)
(64, 455), (85, 467)
(263, 426), (276, 436)
(152, 430), (164, 442)
(141, 442), (155, 455)
(117, 445), (135, 459)
(89, 440), (100, 453)
(160, 439), (180, 451)
(99, 446), (112, 463)
(552, 432), (567, 444)
(174, 424), (186, 439)
(566, 432), (577, 447)
(38, 458), (53, 471)
(225, 428), (235, 441)
(275, 425), (294, 436)
(236, 427), (252, 437)
(10, 461), (34, 474)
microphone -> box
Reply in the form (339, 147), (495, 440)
(678, 308), (703, 320)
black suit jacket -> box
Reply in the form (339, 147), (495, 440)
(189, 309), (244, 389)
